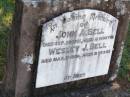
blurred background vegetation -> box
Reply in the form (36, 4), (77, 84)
(0, 0), (129, 84)
(119, 24), (130, 82)
(0, 0), (14, 79)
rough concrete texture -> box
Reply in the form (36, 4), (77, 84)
(15, 0), (130, 97)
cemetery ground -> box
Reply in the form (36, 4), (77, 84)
(0, 0), (130, 96)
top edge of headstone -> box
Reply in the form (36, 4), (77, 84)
(21, 0), (128, 7)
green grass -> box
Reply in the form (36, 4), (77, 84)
(119, 23), (130, 80)
(0, 0), (14, 80)
(128, 89), (130, 93)
(119, 24), (130, 92)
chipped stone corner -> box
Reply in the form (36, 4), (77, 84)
(115, 0), (128, 16)
(91, 0), (108, 4)
(22, 0), (42, 7)
(21, 53), (34, 72)
(109, 42), (125, 81)
(21, 53), (34, 64)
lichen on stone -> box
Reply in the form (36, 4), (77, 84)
(115, 0), (127, 16)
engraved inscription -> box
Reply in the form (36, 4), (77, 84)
(36, 9), (118, 88)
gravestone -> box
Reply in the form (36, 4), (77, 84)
(2, 0), (130, 97)
(36, 9), (119, 88)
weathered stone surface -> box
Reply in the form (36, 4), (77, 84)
(1, 0), (130, 97)
(14, 0), (129, 97)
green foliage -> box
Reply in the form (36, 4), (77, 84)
(0, 0), (14, 80)
(119, 23), (130, 80)
(128, 89), (130, 93)
(128, 77), (130, 82)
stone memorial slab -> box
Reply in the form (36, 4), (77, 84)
(36, 9), (118, 88)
